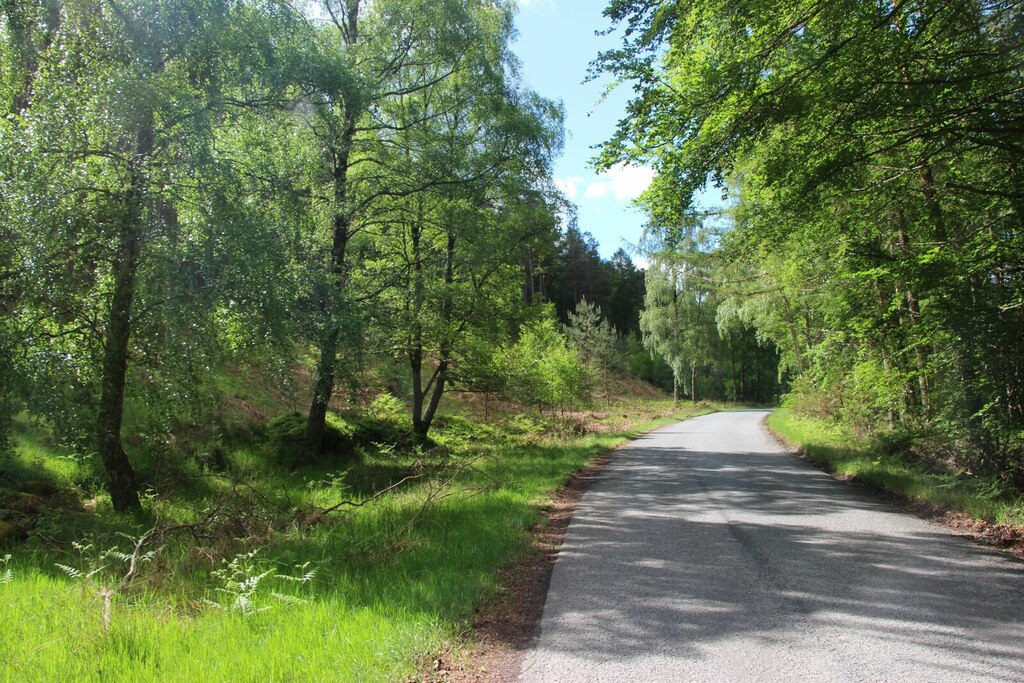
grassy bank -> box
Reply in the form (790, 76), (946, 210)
(1, 398), (721, 682)
(767, 408), (1024, 526)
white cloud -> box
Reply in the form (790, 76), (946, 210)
(583, 182), (609, 200)
(580, 164), (655, 203)
(557, 165), (655, 206)
(554, 175), (584, 201)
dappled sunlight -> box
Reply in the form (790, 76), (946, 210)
(522, 411), (1024, 682)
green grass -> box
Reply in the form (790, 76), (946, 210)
(3, 415), (97, 493)
(0, 398), (721, 682)
(767, 407), (1024, 526)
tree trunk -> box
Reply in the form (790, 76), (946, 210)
(416, 359), (449, 444)
(307, 326), (340, 455)
(896, 217), (931, 415)
(780, 293), (805, 374)
(752, 354), (759, 403)
(411, 229), (455, 443)
(411, 346), (425, 438)
(691, 360), (697, 402)
(96, 111), (154, 513)
(98, 218), (142, 513)
(305, 1), (362, 452)
(306, 115), (355, 455)
(604, 357), (611, 406)
(873, 279), (899, 426)
(7, 0), (61, 115)
(739, 353), (746, 402)
(919, 164), (946, 243)
(409, 203), (427, 440)
(523, 249), (535, 305)
(730, 343), (737, 403)
(672, 375), (680, 405)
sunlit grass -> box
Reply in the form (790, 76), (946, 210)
(0, 567), (441, 682)
(0, 399), (722, 682)
(767, 408), (1024, 526)
(4, 415), (93, 492)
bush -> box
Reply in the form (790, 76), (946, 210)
(367, 393), (405, 424)
(869, 428), (916, 458)
(346, 414), (416, 450)
(496, 314), (591, 412)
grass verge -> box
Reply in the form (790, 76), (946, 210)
(766, 407), (1024, 527)
(0, 399), (721, 682)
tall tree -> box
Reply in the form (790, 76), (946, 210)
(598, 0), (1024, 473)
(365, 12), (564, 441)
(4, 0), (302, 510)
(300, 0), (519, 453)
(545, 224), (609, 320)
(605, 248), (645, 337)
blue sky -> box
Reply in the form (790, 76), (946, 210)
(511, 0), (653, 260)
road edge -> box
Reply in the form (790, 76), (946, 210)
(761, 412), (1024, 562)
(424, 417), (697, 682)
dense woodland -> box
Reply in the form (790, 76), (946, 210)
(1, 0), (1021, 509)
(0, 0), (785, 514)
(0, 0), (622, 509)
(598, 0), (1024, 487)
(4, 0), (1022, 511)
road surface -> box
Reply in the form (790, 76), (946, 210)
(518, 410), (1024, 682)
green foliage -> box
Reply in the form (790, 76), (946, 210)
(204, 549), (315, 616)
(565, 299), (612, 369)
(596, 0), (1024, 477)
(1, 0), (578, 501)
(346, 414), (417, 451)
(565, 298), (621, 398)
(768, 408), (1024, 526)
(539, 230), (648, 339)
(1, 0), (316, 509)
(623, 332), (674, 389)
(367, 394), (406, 425)
(0, 394), (705, 682)
(0, 0), (678, 673)
(496, 309), (590, 412)
(265, 403), (423, 467)
(356, 17), (565, 439)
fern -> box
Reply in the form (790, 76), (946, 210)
(271, 592), (307, 606)
(210, 550), (276, 616)
(276, 562), (317, 585)
(56, 562), (105, 581)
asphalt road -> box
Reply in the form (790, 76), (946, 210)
(517, 410), (1024, 682)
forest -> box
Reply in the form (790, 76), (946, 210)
(1, 0), (1022, 680)
(600, 0), (1024, 490)
(0, 0), (780, 513)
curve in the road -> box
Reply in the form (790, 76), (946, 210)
(518, 410), (1024, 683)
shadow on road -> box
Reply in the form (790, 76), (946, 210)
(529, 416), (1024, 681)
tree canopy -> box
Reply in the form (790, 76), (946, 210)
(596, 0), (1024, 480)
(0, 0), (606, 509)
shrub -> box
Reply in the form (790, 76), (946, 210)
(367, 393), (405, 424)
(496, 314), (591, 413)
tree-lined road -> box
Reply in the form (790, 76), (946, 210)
(518, 411), (1024, 682)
